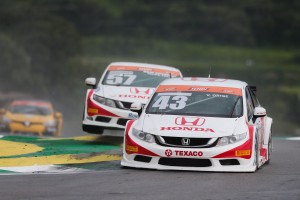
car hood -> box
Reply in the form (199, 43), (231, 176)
(5, 112), (53, 123)
(141, 114), (246, 138)
(96, 85), (155, 104)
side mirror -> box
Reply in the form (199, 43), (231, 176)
(130, 102), (143, 117)
(55, 112), (63, 119)
(0, 108), (6, 115)
(254, 107), (266, 117)
(130, 102), (142, 111)
(85, 77), (97, 88)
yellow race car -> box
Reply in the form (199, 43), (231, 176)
(0, 100), (63, 136)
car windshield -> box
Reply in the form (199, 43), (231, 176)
(146, 91), (243, 118)
(102, 70), (180, 87)
(9, 105), (52, 116)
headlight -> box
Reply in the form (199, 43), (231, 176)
(93, 94), (116, 108)
(1, 116), (11, 124)
(44, 120), (57, 127)
(216, 132), (247, 146)
(132, 128), (155, 143)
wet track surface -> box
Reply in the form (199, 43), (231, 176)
(0, 136), (299, 200)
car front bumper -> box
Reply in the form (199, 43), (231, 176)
(121, 126), (257, 172)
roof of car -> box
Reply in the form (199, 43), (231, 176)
(159, 77), (247, 89)
(10, 100), (53, 107)
(108, 62), (181, 72)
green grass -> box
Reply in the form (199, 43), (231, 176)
(280, 86), (300, 98)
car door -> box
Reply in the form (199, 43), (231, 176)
(246, 87), (266, 162)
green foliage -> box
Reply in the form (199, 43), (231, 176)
(0, 34), (32, 91)
(0, 0), (299, 135)
(0, 0), (81, 95)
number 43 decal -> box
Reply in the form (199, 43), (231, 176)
(152, 93), (191, 110)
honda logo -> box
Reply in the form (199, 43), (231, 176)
(24, 121), (30, 127)
(175, 117), (205, 126)
(181, 138), (191, 146)
(130, 87), (151, 95)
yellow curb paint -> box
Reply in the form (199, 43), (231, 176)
(38, 135), (100, 141)
(0, 140), (43, 157)
(0, 154), (121, 167)
(72, 135), (101, 141)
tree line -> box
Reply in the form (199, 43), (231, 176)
(0, 0), (299, 134)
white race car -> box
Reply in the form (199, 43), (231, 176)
(82, 62), (182, 134)
(121, 77), (272, 172)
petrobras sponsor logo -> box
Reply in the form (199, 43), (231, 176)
(130, 87), (152, 95)
(128, 113), (138, 119)
(164, 149), (203, 157)
(160, 126), (215, 132)
(175, 117), (205, 126)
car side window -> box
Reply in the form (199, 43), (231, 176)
(249, 88), (259, 107)
(245, 88), (254, 121)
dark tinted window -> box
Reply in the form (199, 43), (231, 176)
(102, 70), (177, 87)
(146, 91), (243, 118)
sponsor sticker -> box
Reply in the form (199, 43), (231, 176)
(175, 150), (203, 157)
(160, 127), (215, 132)
(164, 149), (203, 157)
(118, 94), (151, 99)
(175, 117), (205, 126)
(165, 149), (172, 157)
(128, 113), (138, 119)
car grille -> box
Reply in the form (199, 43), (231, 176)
(117, 101), (145, 110)
(134, 155), (152, 163)
(95, 116), (111, 123)
(155, 136), (218, 148)
(117, 118), (130, 126)
(159, 158), (212, 167)
(219, 159), (240, 166)
(116, 101), (132, 110)
(12, 120), (43, 126)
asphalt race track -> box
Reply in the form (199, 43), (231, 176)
(0, 134), (299, 200)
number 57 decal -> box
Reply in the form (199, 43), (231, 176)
(106, 73), (136, 85)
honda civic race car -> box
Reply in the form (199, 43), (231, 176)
(0, 100), (63, 136)
(82, 62), (182, 134)
(121, 77), (273, 172)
